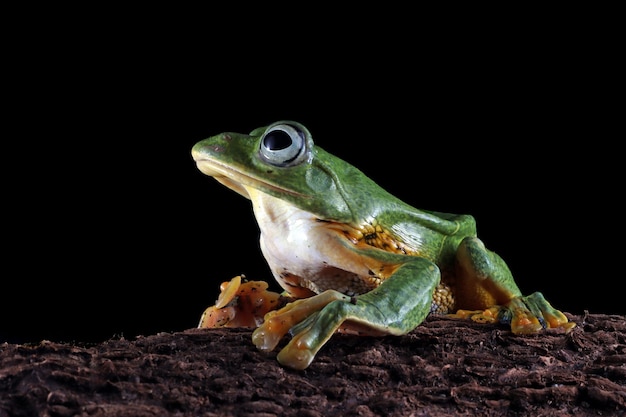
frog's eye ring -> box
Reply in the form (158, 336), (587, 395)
(259, 123), (308, 167)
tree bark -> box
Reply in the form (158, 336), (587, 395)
(1, 313), (624, 416)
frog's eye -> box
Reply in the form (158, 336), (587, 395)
(259, 123), (308, 167)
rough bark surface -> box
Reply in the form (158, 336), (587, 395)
(1, 313), (624, 417)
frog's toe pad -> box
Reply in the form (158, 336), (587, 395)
(510, 313), (544, 334)
(541, 310), (577, 333)
(510, 315), (575, 334)
(277, 341), (315, 371)
(558, 322), (577, 332)
(276, 327), (318, 370)
(251, 327), (281, 352)
(252, 311), (294, 352)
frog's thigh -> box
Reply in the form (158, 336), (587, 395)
(454, 236), (522, 311)
(276, 257), (440, 370)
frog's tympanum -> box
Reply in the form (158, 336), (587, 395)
(192, 121), (575, 370)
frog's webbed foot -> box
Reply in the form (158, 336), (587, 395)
(507, 292), (576, 334)
(256, 293), (399, 371)
(452, 292), (575, 334)
(450, 306), (502, 325)
(198, 276), (288, 329)
(251, 290), (352, 355)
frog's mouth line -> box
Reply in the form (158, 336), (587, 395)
(194, 158), (308, 200)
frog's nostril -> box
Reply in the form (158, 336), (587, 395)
(209, 145), (225, 153)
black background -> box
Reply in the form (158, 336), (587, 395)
(2, 19), (622, 345)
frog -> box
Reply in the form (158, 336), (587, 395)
(191, 120), (575, 370)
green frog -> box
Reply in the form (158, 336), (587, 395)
(191, 121), (575, 370)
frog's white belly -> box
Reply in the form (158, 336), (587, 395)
(246, 187), (376, 296)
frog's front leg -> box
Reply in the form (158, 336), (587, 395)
(251, 289), (353, 353)
(453, 236), (575, 334)
(253, 257), (440, 370)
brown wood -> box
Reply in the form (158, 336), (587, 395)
(1, 313), (624, 416)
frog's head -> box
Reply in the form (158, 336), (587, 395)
(191, 120), (389, 223)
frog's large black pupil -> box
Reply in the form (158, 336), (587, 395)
(264, 130), (292, 151)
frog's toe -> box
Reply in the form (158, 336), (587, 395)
(495, 298), (546, 334)
(276, 313), (326, 370)
(252, 307), (321, 354)
(276, 334), (316, 371)
(450, 307), (500, 324)
(252, 310), (293, 352)
(252, 300), (311, 351)
(198, 305), (236, 328)
(451, 304), (544, 334)
(214, 276), (242, 309)
(251, 326), (281, 352)
(537, 306), (576, 332)
(508, 307), (545, 335)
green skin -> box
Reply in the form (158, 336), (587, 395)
(192, 121), (574, 370)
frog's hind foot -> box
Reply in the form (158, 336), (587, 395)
(450, 292), (575, 334)
(449, 306), (501, 325)
(198, 276), (287, 329)
(450, 304), (546, 333)
(508, 292), (576, 334)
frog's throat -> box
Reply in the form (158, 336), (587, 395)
(194, 159), (307, 200)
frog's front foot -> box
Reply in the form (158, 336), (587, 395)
(251, 306), (300, 352)
(252, 290), (351, 362)
(262, 302), (349, 370)
(252, 312), (320, 370)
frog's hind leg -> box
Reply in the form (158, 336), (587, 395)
(198, 276), (289, 329)
(450, 236), (575, 334)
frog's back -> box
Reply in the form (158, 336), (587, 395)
(330, 156), (478, 266)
